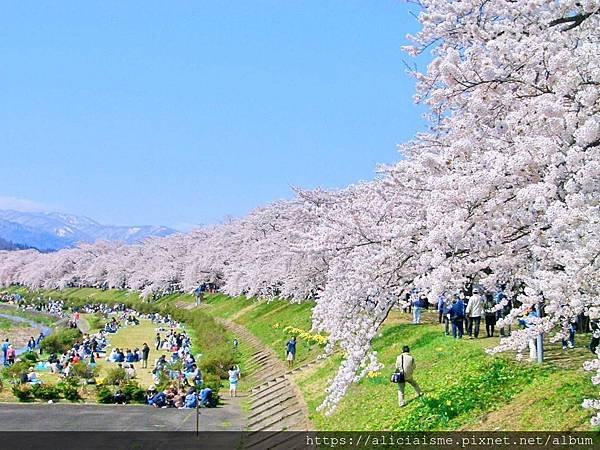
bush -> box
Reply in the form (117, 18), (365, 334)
(86, 314), (104, 331)
(103, 367), (127, 386)
(202, 373), (221, 397)
(57, 379), (81, 401)
(96, 385), (113, 404)
(3, 361), (32, 380)
(69, 361), (97, 380)
(40, 328), (82, 354)
(122, 382), (146, 403)
(20, 352), (39, 363)
(200, 348), (235, 379)
(30, 383), (61, 401)
(11, 384), (32, 401)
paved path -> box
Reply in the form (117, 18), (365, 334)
(0, 400), (244, 431)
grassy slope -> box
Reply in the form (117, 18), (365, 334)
(198, 294), (321, 366)
(6, 287), (597, 430)
(197, 293), (597, 431)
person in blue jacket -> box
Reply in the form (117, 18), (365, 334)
(184, 387), (197, 408)
(450, 295), (465, 339)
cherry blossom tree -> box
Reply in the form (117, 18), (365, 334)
(0, 0), (598, 421)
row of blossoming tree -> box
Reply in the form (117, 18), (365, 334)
(1, 0), (599, 422)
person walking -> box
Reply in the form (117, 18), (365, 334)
(412, 295), (425, 324)
(396, 346), (422, 407)
(450, 296), (465, 339)
(465, 290), (483, 338)
(285, 336), (297, 368)
(141, 343), (150, 369)
(155, 333), (161, 351)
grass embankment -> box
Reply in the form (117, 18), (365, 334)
(199, 294), (321, 366)
(195, 293), (597, 431)
(5, 287), (597, 430)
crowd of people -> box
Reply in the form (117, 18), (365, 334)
(405, 288), (600, 361)
(0, 296), (220, 408)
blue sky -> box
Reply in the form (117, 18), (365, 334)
(0, 1), (427, 230)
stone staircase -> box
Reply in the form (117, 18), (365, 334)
(214, 318), (312, 442)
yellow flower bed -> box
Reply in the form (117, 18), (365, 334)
(282, 326), (328, 345)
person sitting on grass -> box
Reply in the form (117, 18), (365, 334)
(124, 363), (136, 380)
(115, 349), (125, 363)
(186, 363), (200, 383)
(148, 390), (168, 408)
(184, 387), (197, 408)
(125, 349), (135, 363)
(27, 367), (41, 384)
(48, 353), (59, 373)
(200, 387), (213, 407)
(107, 348), (118, 362)
(114, 388), (126, 405)
(174, 388), (185, 408)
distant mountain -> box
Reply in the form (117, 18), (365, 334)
(0, 210), (176, 251)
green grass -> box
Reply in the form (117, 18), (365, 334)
(0, 304), (58, 327)
(0, 317), (15, 330)
(293, 313), (597, 431)
(95, 319), (175, 388)
(200, 294), (321, 365)
(5, 286), (598, 431)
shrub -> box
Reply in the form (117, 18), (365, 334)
(69, 361), (97, 380)
(122, 382), (146, 403)
(11, 384), (32, 401)
(86, 314), (104, 331)
(199, 348), (235, 379)
(40, 328), (82, 354)
(3, 361), (32, 380)
(96, 385), (113, 404)
(30, 383), (61, 401)
(202, 373), (221, 397)
(103, 367), (127, 386)
(20, 352), (39, 363)
(57, 379), (81, 401)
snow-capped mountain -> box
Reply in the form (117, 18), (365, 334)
(0, 210), (176, 251)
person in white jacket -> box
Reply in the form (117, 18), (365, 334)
(396, 346), (423, 407)
(465, 291), (484, 338)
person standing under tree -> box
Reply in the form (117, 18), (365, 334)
(483, 293), (497, 337)
(285, 336), (297, 368)
(396, 346), (423, 407)
(450, 296), (465, 339)
(465, 290), (483, 338)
